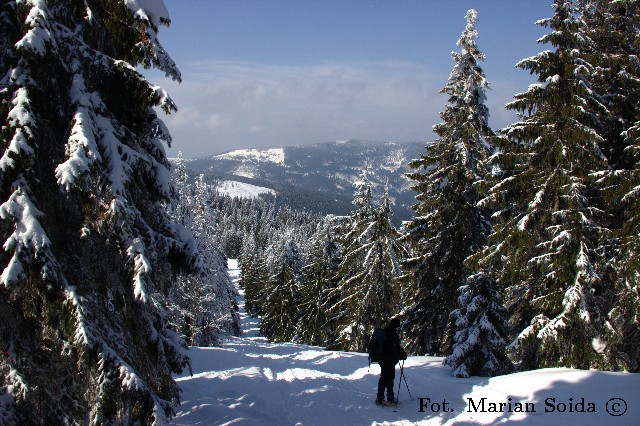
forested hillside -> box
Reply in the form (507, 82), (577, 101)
(184, 139), (426, 223)
(234, 1), (640, 378)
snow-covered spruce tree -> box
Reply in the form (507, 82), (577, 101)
(327, 181), (406, 353)
(581, 0), (640, 171)
(474, 0), (610, 370)
(581, 0), (640, 371)
(403, 9), (493, 356)
(260, 237), (303, 342)
(190, 175), (241, 340)
(238, 234), (265, 316)
(295, 216), (341, 346)
(444, 272), (513, 377)
(167, 173), (240, 346)
(171, 151), (191, 225)
(0, 1), (196, 423)
(608, 117), (640, 371)
(324, 177), (374, 352)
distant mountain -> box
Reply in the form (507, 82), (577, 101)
(185, 140), (428, 223)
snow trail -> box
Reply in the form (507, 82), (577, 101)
(172, 260), (640, 425)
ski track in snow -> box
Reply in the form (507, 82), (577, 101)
(172, 260), (640, 425)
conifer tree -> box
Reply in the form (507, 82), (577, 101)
(172, 151), (191, 224)
(474, 0), (610, 369)
(0, 1), (194, 423)
(403, 9), (493, 356)
(582, 0), (640, 371)
(609, 116), (640, 371)
(260, 238), (303, 342)
(192, 175), (240, 339)
(327, 180), (405, 352)
(239, 235), (269, 317)
(296, 217), (341, 346)
(581, 0), (640, 170)
(167, 173), (240, 346)
(325, 179), (374, 352)
(444, 272), (513, 377)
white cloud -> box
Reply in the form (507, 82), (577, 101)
(146, 59), (446, 158)
(149, 59), (528, 159)
(206, 113), (230, 129)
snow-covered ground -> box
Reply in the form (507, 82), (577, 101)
(215, 180), (276, 199)
(172, 260), (640, 425)
(216, 148), (286, 165)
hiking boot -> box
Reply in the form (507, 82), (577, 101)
(375, 397), (384, 406)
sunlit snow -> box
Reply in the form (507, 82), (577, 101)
(216, 148), (286, 165)
(216, 181), (275, 199)
(172, 260), (640, 425)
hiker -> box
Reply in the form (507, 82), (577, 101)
(372, 317), (407, 405)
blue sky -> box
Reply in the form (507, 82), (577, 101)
(147, 1), (552, 158)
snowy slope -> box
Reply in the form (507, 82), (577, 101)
(216, 148), (286, 165)
(172, 261), (640, 425)
(216, 180), (276, 199)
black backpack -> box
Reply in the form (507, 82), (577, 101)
(367, 327), (386, 363)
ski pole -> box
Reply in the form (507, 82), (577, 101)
(399, 360), (413, 399)
(396, 360), (404, 402)
(396, 369), (401, 401)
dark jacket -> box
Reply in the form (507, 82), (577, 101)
(380, 326), (407, 364)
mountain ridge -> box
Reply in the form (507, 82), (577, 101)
(183, 139), (428, 223)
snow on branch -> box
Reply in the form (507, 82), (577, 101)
(0, 129), (34, 173)
(7, 87), (35, 130)
(55, 98), (102, 190)
(94, 349), (174, 425)
(124, 0), (171, 28)
(14, 0), (56, 55)
(64, 286), (93, 347)
(1, 87), (37, 173)
(5, 366), (28, 403)
(95, 115), (138, 197)
(123, 0), (182, 82)
(150, 85), (177, 114)
(0, 186), (51, 286)
(127, 238), (151, 303)
(53, 69), (104, 191)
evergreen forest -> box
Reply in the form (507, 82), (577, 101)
(1, 0), (639, 424)
(238, 1), (640, 379)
